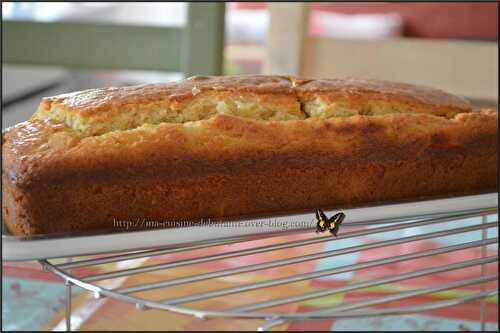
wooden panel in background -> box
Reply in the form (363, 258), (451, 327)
(2, 21), (183, 71)
(181, 3), (225, 76)
(3, 3), (226, 76)
(265, 3), (309, 76)
(301, 37), (498, 102)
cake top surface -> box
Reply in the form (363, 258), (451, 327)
(31, 75), (474, 136)
(39, 75), (471, 110)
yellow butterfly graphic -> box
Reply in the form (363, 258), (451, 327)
(315, 208), (345, 237)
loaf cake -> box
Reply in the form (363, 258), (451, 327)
(2, 75), (498, 236)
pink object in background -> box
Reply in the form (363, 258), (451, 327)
(232, 2), (498, 41)
(309, 10), (403, 39)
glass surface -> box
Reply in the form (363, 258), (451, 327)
(2, 2), (187, 27)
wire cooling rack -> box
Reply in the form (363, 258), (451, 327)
(38, 205), (498, 331)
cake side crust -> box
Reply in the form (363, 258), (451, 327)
(2, 109), (497, 235)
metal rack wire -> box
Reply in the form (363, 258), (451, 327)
(39, 207), (498, 331)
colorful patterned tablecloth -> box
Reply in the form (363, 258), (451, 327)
(2, 216), (498, 331)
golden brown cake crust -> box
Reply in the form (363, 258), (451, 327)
(39, 75), (471, 116)
(2, 75), (498, 236)
(295, 78), (472, 117)
(38, 75), (295, 116)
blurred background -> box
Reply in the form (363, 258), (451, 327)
(2, 2), (498, 129)
(2, 3), (499, 331)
